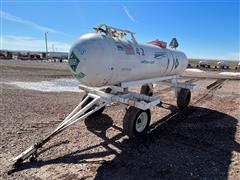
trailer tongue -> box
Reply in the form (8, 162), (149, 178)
(12, 92), (106, 165)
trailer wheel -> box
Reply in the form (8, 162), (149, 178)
(140, 84), (153, 96)
(123, 106), (151, 138)
(177, 88), (191, 109)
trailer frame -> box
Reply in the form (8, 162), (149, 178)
(12, 75), (195, 166)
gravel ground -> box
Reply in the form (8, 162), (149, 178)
(0, 60), (240, 179)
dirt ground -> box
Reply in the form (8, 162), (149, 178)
(0, 60), (240, 180)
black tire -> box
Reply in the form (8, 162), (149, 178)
(140, 84), (153, 96)
(177, 88), (191, 109)
(123, 106), (151, 138)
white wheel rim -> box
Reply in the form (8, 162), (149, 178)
(135, 112), (148, 132)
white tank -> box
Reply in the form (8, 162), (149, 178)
(68, 24), (188, 87)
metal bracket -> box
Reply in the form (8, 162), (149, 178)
(121, 75), (179, 88)
(94, 24), (137, 43)
(171, 78), (196, 90)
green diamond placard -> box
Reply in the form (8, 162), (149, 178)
(69, 51), (80, 72)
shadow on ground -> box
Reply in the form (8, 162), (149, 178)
(9, 106), (240, 179)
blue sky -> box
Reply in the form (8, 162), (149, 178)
(1, 0), (239, 60)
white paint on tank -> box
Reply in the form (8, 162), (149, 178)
(68, 27), (188, 87)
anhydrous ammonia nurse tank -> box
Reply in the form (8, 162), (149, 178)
(68, 24), (188, 87)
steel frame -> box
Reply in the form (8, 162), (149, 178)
(12, 75), (195, 166)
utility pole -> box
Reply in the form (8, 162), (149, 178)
(45, 32), (48, 59)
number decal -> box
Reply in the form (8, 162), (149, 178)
(136, 47), (145, 56)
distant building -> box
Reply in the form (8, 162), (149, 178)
(48, 52), (68, 60)
(0, 50), (68, 61)
(0, 50), (13, 59)
(217, 61), (229, 69)
(198, 60), (210, 68)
